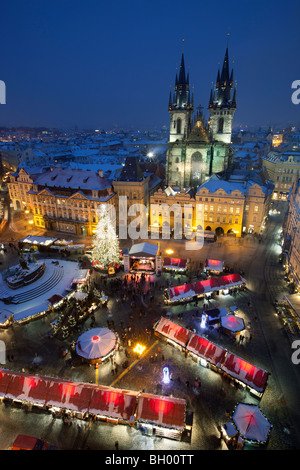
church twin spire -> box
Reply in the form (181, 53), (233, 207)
(169, 39), (236, 115)
(169, 43), (193, 111)
(209, 44), (237, 110)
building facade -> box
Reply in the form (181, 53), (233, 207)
(150, 171), (273, 238)
(8, 158), (163, 239)
(8, 167), (116, 237)
(261, 147), (300, 200)
(283, 178), (300, 288)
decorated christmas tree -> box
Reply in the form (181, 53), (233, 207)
(90, 205), (121, 269)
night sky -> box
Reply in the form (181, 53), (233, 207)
(1, 0), (300, 131)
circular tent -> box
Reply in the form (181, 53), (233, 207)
(75, 328), (118, 363)
(232, 403), (272, 444)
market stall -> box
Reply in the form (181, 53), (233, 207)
(0, 368), (190, 441)
(135, 392), (186, 440)
(231, 403), (272, 445)
(70, 269), (90, 290)
(1, 370), (49, 408)
(153, 318), (269, 397)
(163, 258), (187, 272)
(48, 294), (64, 306)
(46, 378), (94, 417)
(18, 235), (57, 251)
(204, 307), (229, 325)
(220, 353), (269, 397)
(186, 334), (227, 371)
(75, 327), (118, 364)
(153, 317), (191, 351)
(205, 259), (224, 274)
(164, 273), (246, 304)
(220, 315), (245, 339)
(88, 386), (138, 424)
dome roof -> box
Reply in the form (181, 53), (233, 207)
(76, 328), (117, 360)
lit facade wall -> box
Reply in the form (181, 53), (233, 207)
(262, 151), (300, 200)
(284, 179), (300, 287)
(8, 169), (116, 237)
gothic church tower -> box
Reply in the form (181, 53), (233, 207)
(166, 43), (236, 190)
(208, 45), (237, 144)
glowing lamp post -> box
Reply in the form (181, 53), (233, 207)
(201, 313), (207, 329)
(133, 344), (146, 356)
(163, 366), (170, 384)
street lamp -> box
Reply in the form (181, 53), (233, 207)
(133, 344), (146, 355)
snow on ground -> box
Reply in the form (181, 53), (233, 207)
(0, 259), (82, 324)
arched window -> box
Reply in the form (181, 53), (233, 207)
(218, 117), (224, 133)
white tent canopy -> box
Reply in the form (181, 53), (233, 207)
(232, 403), (271, 443)
(75, 327), (117, 360)
(129, 242), (158, 258)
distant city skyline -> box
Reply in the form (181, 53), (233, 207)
(1, 0), (299, 131)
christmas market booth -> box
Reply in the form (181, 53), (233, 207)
(163, 258), (187, 273)
(75, 327), (119, 364)
(220, 314), (245, 339)
(205, 259), (224, 274)
(123, 242), (162, 274)
(135, 392), (187, 440)
(153, 317), (269, 398)
(186, 333), (227, 372)
(164, 273), (246, 304)
(0, 369), (190, 440)
(70, 269), (90, 290)
(153, 317), (191, 352)
(220, 353), (269, 398)
(18, 235), (57, 252)
(83, 385), (138, 425)
(203, 307), (230, 325)
(231, 403), (272, 446)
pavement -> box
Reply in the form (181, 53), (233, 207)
(0, 201), (299, 450)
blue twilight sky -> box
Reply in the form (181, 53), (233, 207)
(0, 0), (299, 131)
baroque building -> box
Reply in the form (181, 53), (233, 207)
(166, 45), (236, 189)
(8, 167), (116, 237)
(261, 145), (300, 201)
